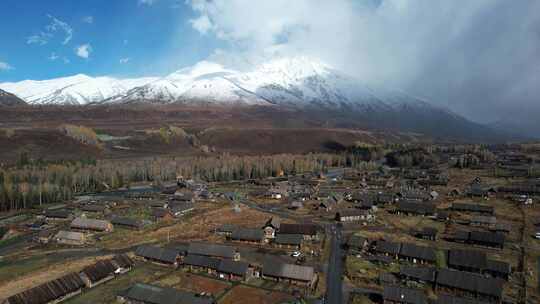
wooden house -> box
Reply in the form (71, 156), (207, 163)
(135, 245), (180, 267)
(117, 283), (215, 304)
(54, 230), (86, 246)
(4, 273), (85, 304)
(382, 285), (427, 304)
(262, 260), (317, 288)
(230, 228), (265, 244)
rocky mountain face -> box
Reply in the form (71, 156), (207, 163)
(0, 89), (26, 106)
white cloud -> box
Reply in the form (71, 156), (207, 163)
(0, 61), (13, 71)
(27, 15), (73, 45)
(82, 16), (94, 24)
(63, 57), (71, 64)
(189, 15), (212, 34)
(119, 57), (131, 64)
(75, 44), (92, 59)
(48, 53), (59, 61)
(138, 0), (157, 6)
(186, 0), (540, 125)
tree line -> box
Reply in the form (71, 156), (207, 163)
(0, 152), (374, 212)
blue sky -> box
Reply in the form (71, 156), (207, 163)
(0, 0), (223, 82)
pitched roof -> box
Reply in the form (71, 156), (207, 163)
(44, 209), (71, 219)
(347, 235), (368, 249)
(265, 217), (281, 229)
(399, 243), (436, 262)
(71, 217), (112, 231)
(111, 216), (143, 228)
(451, 203), (494, 214)
(119, 283), (214, 304)
(436, 268), (504, 298)
(262, 259), (315, 282)
(112, 254), (135, 269)
(55, 230), (85, 242)
(447, 249), (487, 270)
(485, 259), (511, 275)
(469, 230), (505, 246)
(217, 260), (249, 276)
(81, 260), (117, 283)
(231, 228), (264, 242)
(216, 224), (236, 233)
(396, 201), (435, 215)
(399, 266), (436, 283)
(375, 240), (401, 255)
(135, 245), (178, 264)
(187, 243), (236, 259)
(279, 223), (318, 235)
(7, 273), (85, 304)
(274, 234), (303, 246)
(382, 285), (427, 304)
(434, 294), (492, 304)
(183, 255), (220, 270)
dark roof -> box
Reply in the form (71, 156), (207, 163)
(375, 240), (401, 255)
(469, 231), (505, 246)
(44, 209), (71, 219)
(396, 201), (436, 215)
(113, 254), (135, 269)
(274, 234), (303, 246)
(183, 255), (220, 270)
(451, 203), (494, 214)
(7, 273), (85, 304)
(399, 266), (436, 283)
(118, 283), (214, 304)
(135, 245), (178, 264)
(366, 255), (393, 265)
(216, 224), (236, 233)
(486, 259), (511, 275)
(187, 243), (236, 259)
(217, 260), (249, 276)
(338, 209), (369, 218)
(448, 249), (487, 270)
(231, 228), (264, 242)
(347, 235), (368, 249)
(262, 259), (315, 282)
(453, 230), (470, 242)
(383, 285), (427, 304)
(265, 217), (281, 229)
(434, 294), (492, 304)
(169, 202), (195, 214)
(81, 260), (117, 283)
(111, 216), (143, 229)
(81, 204), (106, 212)
(151, 208), (173, 218)
(399, 243), (436, 262)
(436, 268), (504, 298)
(279, 223), (318, 236)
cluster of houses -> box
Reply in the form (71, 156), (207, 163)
(134, 241), (318, 289)
(215, 217), (320, 251)
(348, 235), (510, 303)
(3, 254), (134, 304)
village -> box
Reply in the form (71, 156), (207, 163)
(1, 144), (540, 304)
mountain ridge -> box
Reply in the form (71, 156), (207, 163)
(0, 56), (511, 141)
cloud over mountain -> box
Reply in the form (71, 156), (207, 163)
(186, 0), (540, 130)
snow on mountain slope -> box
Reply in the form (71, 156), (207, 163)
(0, 56), (448, 113)
(0, 74), (157, 105)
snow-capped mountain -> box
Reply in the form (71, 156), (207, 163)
(0, 74), (157, 105)
(0, 56), (428, 110)
(0, 56), (506, 140)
